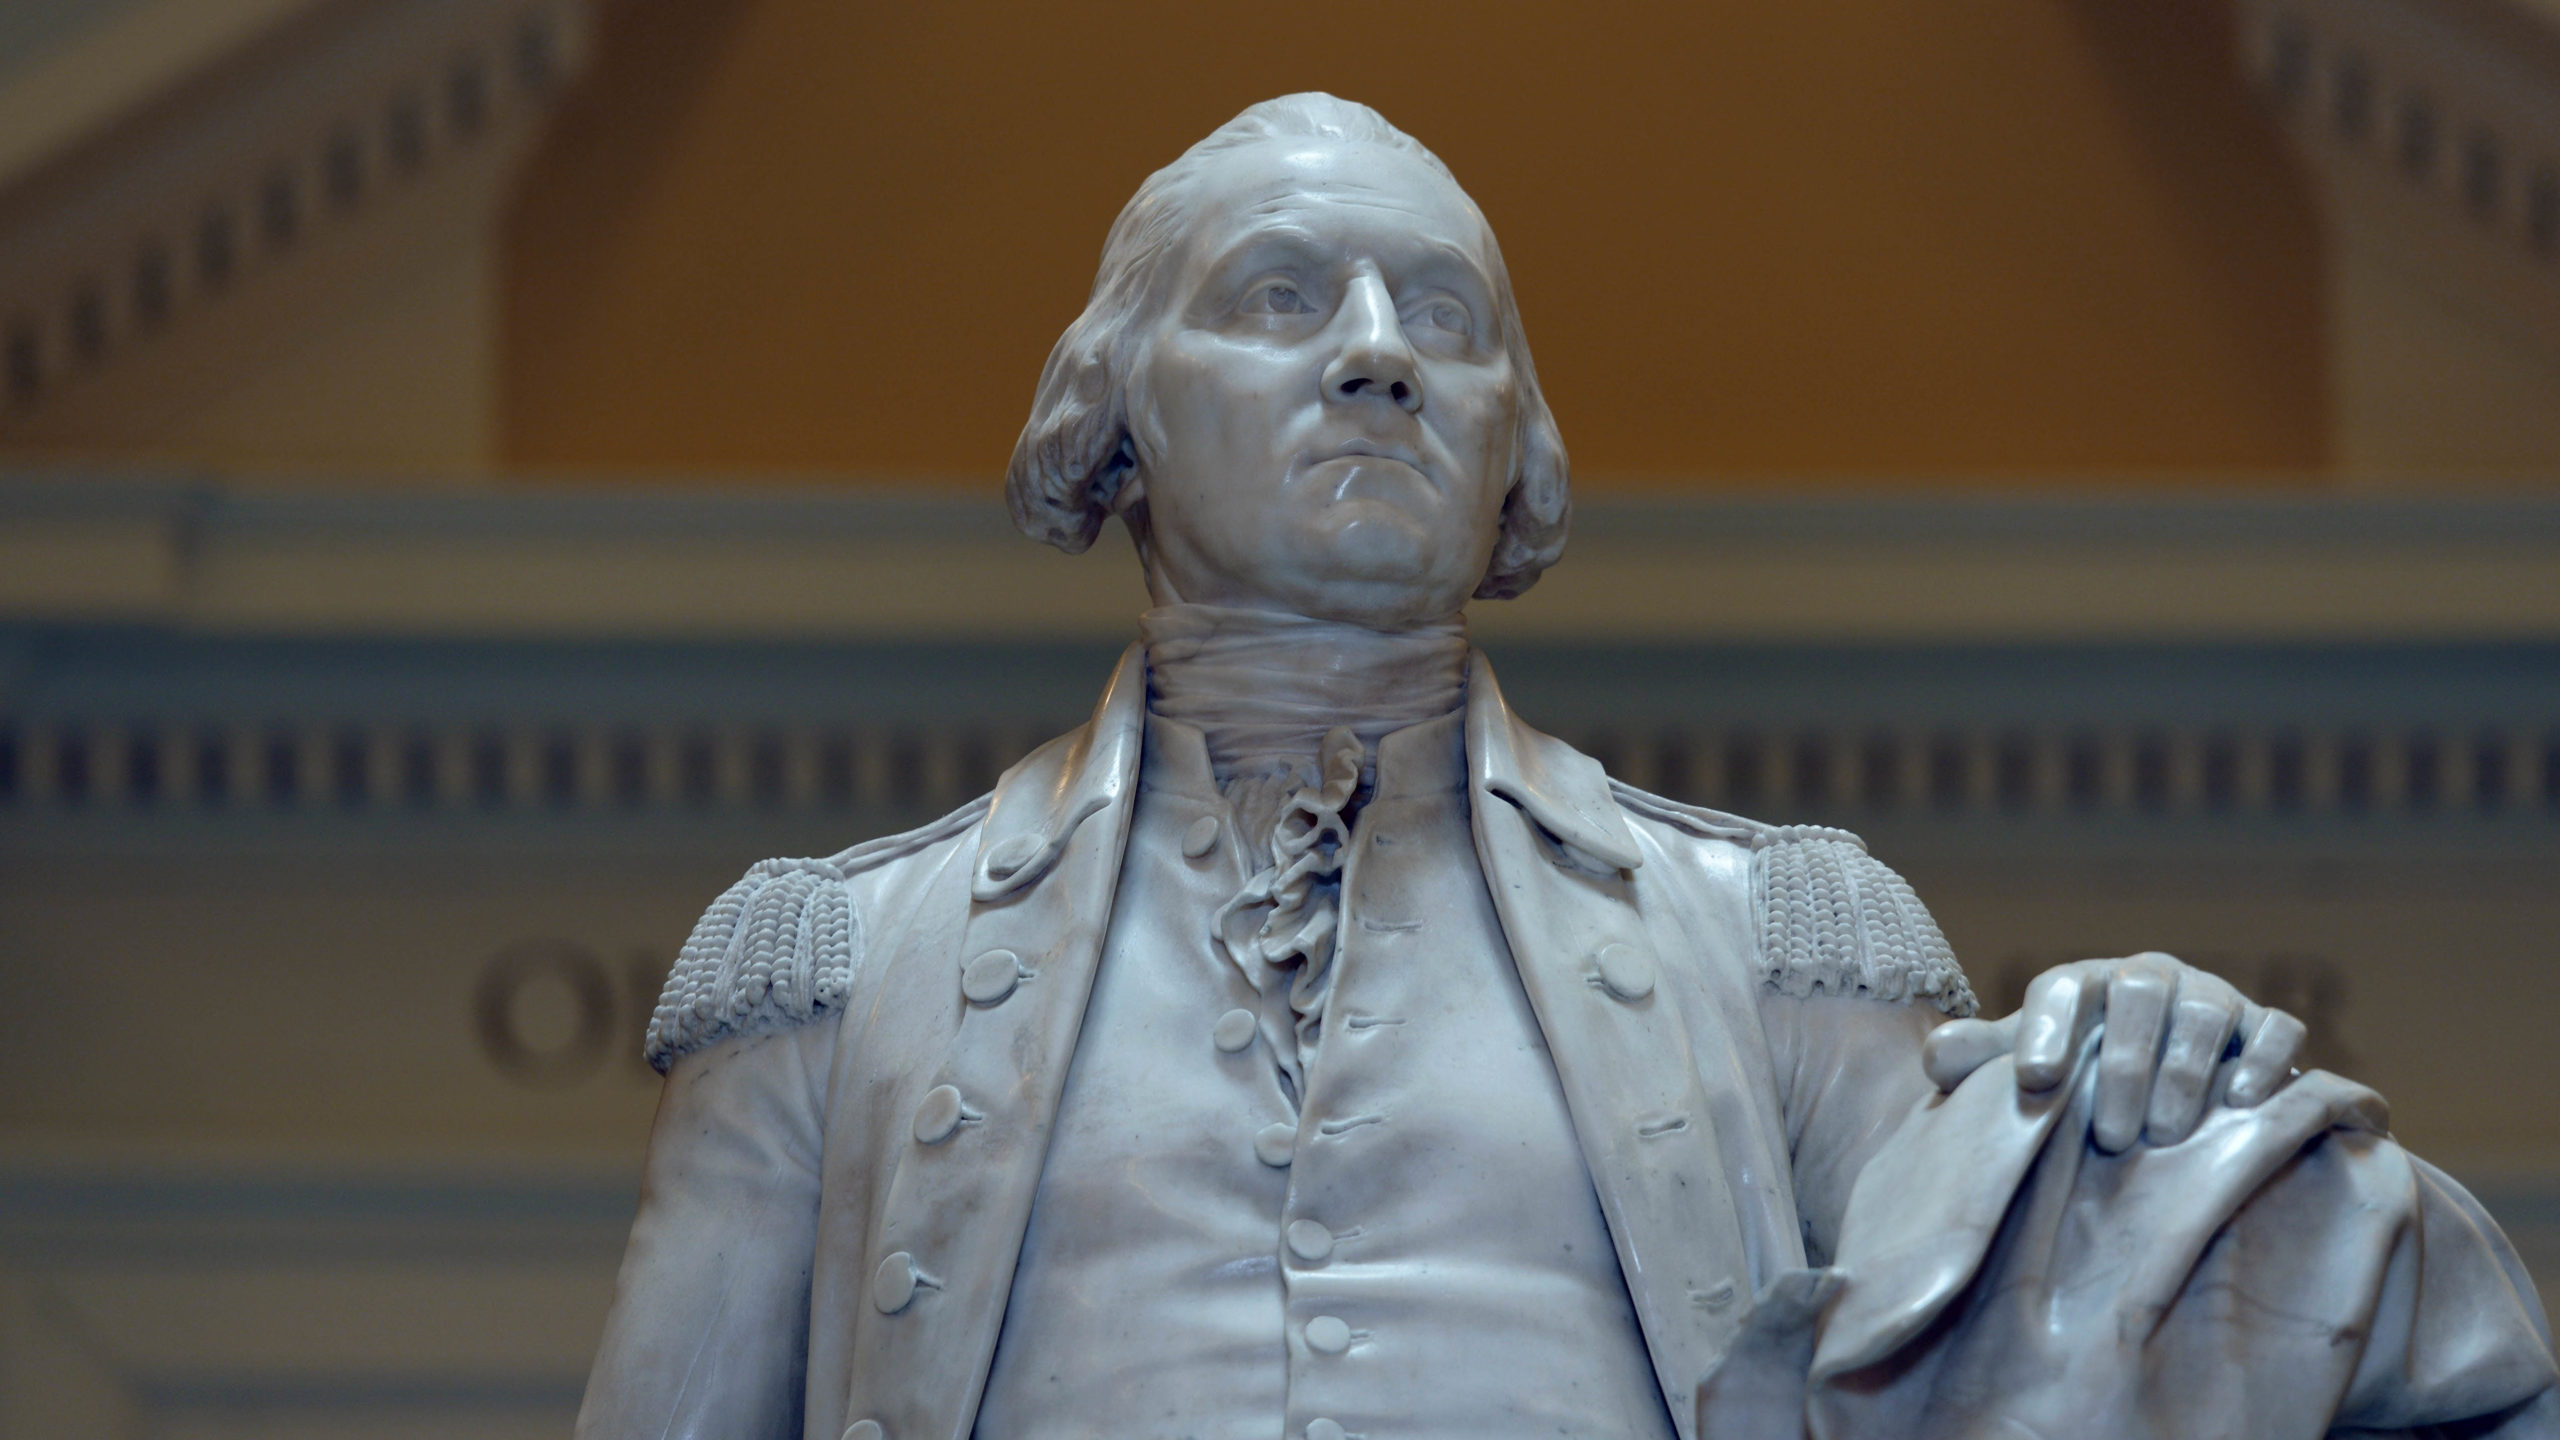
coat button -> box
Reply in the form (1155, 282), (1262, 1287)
(1593, 941), (1655, 1001)
(842, 1423), (885, 1440)
(1254, 1122), (1297, 1167)
(871, 1252), (921, 1314)
(1306, 1421), (1346, 1440)
(912, 1084), (967, 1144)
(1285, 1218), (1334, 1263)
(961, 949), (1021, 1006)
(1304, 1315), (1352, 1355)
(1182, 814), (1221, 858)
(1212, 1008), (1257, 1053)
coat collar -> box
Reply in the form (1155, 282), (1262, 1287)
(1466, 650), (1647, 873)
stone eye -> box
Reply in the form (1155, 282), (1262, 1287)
(1245, 282), (1314, 316)
(1418, 299), (1469, 334)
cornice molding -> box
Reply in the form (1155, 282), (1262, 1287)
(2236, 0), (2560, 470)
(0, 0), (339, 196)
(0, 0), (590, 466)
(2241, 0), (2560, 323)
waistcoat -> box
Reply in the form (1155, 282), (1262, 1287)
(974, 709), (1675, 1440)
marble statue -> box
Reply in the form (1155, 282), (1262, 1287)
(577, 95), (2558, 1440)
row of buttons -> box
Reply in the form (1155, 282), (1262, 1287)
(1278, 825), (1366, 1434)
(1263, 823), (1346, 1440)
(843, 921), (1047, 1438)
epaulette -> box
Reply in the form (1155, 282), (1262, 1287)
(1749, 825), (1978, 1018)
(644, 797), (989, 1072)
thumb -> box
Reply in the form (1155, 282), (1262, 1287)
(1922, 1012), (2019, 1092)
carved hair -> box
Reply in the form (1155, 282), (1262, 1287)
(1004, 93), (1571, 600)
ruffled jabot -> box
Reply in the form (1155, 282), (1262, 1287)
(1142, 603), (1468, 1100)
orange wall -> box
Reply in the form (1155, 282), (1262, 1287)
(502, 0), (2327, 485)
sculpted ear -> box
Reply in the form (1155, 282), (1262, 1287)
(1475, 400), (1570, 601)
(1007, 343), (1134, 555)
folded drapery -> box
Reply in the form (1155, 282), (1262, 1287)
(1700, 1038), (2560, 1439)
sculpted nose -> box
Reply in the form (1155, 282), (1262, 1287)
(1321, 273), (1422, 415)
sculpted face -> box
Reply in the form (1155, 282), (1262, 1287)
(1119, 139), (1521, 629)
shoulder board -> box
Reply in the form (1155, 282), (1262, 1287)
(1606, 778), (1778, 845)
(1750, 826), (1978, 1018)
(820, 793), (991, 876)
(643, 794), (991, 1072)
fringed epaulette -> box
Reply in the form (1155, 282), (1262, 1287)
(643, 798), (990, 1073)
(645, 856), (857, 1073)
(1751, 825), (1977, 1017)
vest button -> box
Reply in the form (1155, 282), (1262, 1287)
(1182, 814), (1221, 858)
(961, 949), (1021, 1006)
(1306, 1421), (1346, 1440)
(1304, 1314), (1352, 1355)
(843, 1422), (885, 1440)
(912, 1084), (967, 1144)
(871, 1252), (921, 1314)
(1254, 1122), (1297, 1167)
(1593, 941), (1655, 1001)
(1212, 1008), (1258, 1054)
(1285, 1218), (1334, 1263)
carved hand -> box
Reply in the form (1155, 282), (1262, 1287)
(1920, 953), (2309, 1151)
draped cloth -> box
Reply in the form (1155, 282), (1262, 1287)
(1142, 603), (1468, 1098)
(1697, 1036), (2560, 1440)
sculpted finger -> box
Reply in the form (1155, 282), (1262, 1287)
(2015, 961), (2108, 1092)
(2168, 964), (2246, 1017)
(2092, 954), (2179, 1153)
(2143, 993), (2238, 1147)
(1923, 1014), (2019, 1092)
(2227, 1007), (2307, 1107)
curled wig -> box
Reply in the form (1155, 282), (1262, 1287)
(1003, 93), (1570, 601)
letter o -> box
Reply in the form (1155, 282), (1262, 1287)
(474, 939), (617, 1087)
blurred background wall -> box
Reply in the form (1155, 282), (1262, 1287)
(495, 0), (2331, 478)
(3, 1), (2559, 1436)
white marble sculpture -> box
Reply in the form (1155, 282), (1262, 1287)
(578, 95), (2558, 1440)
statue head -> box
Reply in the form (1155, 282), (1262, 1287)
(1006, 93), (1569, 629)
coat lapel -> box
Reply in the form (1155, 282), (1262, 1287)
(1466, 652), (1752, 1440)
(841, 645), (1146, 1440)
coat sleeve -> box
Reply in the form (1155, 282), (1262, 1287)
(577, 856), (861, 1440)
(1756, 990), (1941, 1266)
(576, 1022), (833, 1440)
(1748, 828), (1975, 1265)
